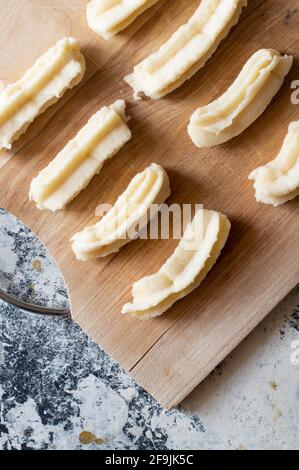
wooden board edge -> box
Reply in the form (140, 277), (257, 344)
(130, 278), (299, 410)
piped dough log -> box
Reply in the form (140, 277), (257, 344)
(71, 163), (170, 260)
(124, 0), (247, 99)
(87, 0), (160, 39)
(249, 121), (299, 206)
(0, 38), (86, 150)
(188, 49), (293, 148)
(122, 209), (231, 319)
(30, 100), (131, 212)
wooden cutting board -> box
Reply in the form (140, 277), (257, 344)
(0, 0), (298, 409)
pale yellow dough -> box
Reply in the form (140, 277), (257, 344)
(125, 0), (247, 99)
(0, 38), (86, 150)
(122, 209), (231, 319)
(71, 163), (170, 260)
(30, 100), (131, 212)
(249, 121), (299, 206)
(188, 49), (293, 148)
(87, 0), (160, 39)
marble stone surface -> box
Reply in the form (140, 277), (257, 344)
(0, 208), (298, 450)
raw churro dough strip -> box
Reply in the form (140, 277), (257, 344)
(71, 163), (170, 260)
(125, 0), (247, 99)
(249, 121), (299, 206)
(122, 209), (231, 319)
(30, 100), (131, 212)
(87, 0), (160, 39)
(188, 49), (293, 148)
(0, 38), (86, 150)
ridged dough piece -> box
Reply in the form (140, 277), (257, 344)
(87, 0), (160, 39)
(122, 209), (231, 319)
(188, 49), (293, 148)
(71, 163), (170, 260)
(0, 38), (86, 150)
(30, 100), (131, 212)
(124, 0), (247, 99)
(249, 121), (299, 206)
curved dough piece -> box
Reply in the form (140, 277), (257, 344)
(0, 38), (86, 150)
(249, 121), (299, 206)
(30, 100), (131, 212)
(122, 209), (231, 319)
(188, 49), (293, 148)
(125, 0), (247, 99)
(87, 0), (160, 39)
(71, 163), (170, 260)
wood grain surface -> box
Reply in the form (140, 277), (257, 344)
(0, 0), (298, 409)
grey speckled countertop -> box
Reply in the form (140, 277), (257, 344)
(0, 208), (298, 450)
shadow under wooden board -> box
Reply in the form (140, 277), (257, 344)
(0, 0), (298, 409)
